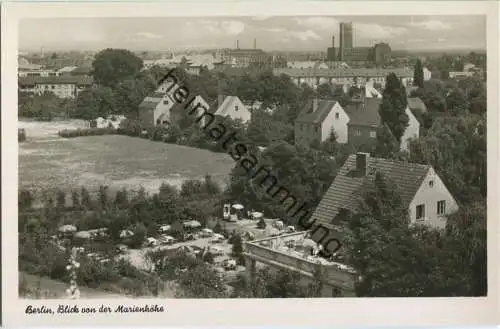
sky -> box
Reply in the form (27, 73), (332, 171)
(19, 15), (486, 52)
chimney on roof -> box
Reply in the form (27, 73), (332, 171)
(312, 98), (319, 112)
(236, 40), (239, 49)
(356, 152), (370, 176)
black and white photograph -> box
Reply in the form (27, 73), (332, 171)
(2, 0), (498, 326)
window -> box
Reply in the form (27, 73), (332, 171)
(335, 113), (339, 119)
(301, 124), (304, 130)
(370, 130), (376, 138)
(51, 85), (55, 89)
(416, 204), (425, 220)
(163, 100), (169, 105)
(315, 126), (318, 133)
(437, 200), (446, 216)
(353, 129), (361, 136)
(429, 180), (434, 187)
(235, 105), (239, 111)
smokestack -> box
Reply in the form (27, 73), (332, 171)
(254, 38), (257, 49)
(332, 35), (335, 47)
(236, 40), (239, 49)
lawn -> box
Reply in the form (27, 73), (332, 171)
(19, 125), (236, 196)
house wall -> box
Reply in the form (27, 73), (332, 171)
(400, 107), (420, 152)
(154, 97), (175, 125)
(218, 97), (252, 123)
(295, 122), (321, 145)
(408, 167), (459, 229)
(347, 124), (377, 148)
(21, 83), (84, 99)
(322, 102), (349, 143)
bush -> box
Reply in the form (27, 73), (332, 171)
(58, 127), (117, 138)
(257, 218), (267, 229)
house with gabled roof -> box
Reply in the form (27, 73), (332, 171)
(139, 92), (210, 127)
(311, 152), (459, 232)
(295, 98), (348, 145)
(214, 95), (251, 124)
(295, 93), (420, 152)
(343, 93), (420, 152)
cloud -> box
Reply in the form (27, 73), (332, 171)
(251, 15), (271, 21)
(293, 17), (339, 30)
(355, 23), (409, 39)
(260, 27), (286, 33)
(135, 32), (162, 39)
(185, 20), (245, 36)
(410, 20), (451, 31)
(288, 29), (321, 41)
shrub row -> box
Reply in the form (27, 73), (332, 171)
(58, 127), (118, 138)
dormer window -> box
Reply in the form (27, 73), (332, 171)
(429, 180), (434, 187)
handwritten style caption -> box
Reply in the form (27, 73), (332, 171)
(25, 304), (165, 315)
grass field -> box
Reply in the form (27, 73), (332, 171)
(19, 121), (235, 195)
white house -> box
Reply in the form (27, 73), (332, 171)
(295, 95), (420, 152)
(311, 152), (459, 234)
(295, 99), (350, 145)
(214, 95), (252, 124)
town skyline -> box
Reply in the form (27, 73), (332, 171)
(19, 15), (486, 53)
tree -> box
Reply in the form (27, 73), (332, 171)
(413, 59), (424, 88)
(373, 124), (399, 158)
(213, 221), (223, 234)
(257, 218), (267, 229)
(379, 73), (409, 142)
(175, 264), (227, 298)
(446, 88), (469, 116)
(19, 190), (34, 211)
(75, 87), (116, 120)
(231, 234), (245, 265)
(91, 48), (143, 88)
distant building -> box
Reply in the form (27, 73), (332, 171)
(18, 76), (93, 99)
(311, 152), (459, 233)
(215, 42), (272, 68)
(339, 22), (353, 60)
(333, 22), (391, 64)
(274, 67), (414, 90)
(326, 35), (337, 61)
(372, 43), (391, 65)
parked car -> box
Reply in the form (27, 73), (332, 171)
(183, 233), (196, 241)
(116, 244), (128, 253)
(158, 235), (175, 245)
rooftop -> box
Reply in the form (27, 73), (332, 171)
(296, 99), (339, 124)
(273, 67), (414, 78)
(344, 97), (382, 127)
(311, 153), (431, 226)
(18, 75), (94, 86)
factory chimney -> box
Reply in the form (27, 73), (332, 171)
(254, 38), (257, 49)
(332, 35), (335, 47)
(236, 40), (239, 49)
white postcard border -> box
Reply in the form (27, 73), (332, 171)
(2, 1), (499, 326)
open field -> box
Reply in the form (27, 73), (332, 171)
(19, 121), (235, 195)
